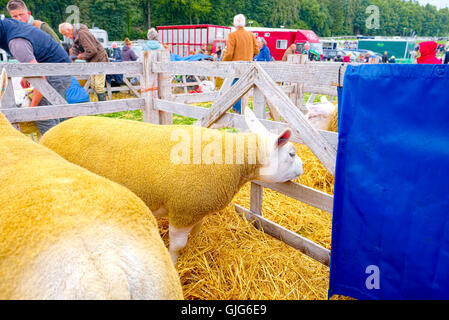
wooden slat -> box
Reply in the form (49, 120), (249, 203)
(26, 77), (68, 105)
(157, 50), (173, 125)
(218, 78), (233, 97)
(172, 81), (201, 88)
(154, 99), (338, 150)
(0, 62), (143, 77)
(106, 81), (113, 100)
(1, 98), (144, 123)
(153, 61), (351, 85)
(253, 63), (337, 176)
(197, 65), (256, 127)
(253, 181), (333, 214)
(250, 182), (264, 215)
(235, 204), (330, 266)
(83, 77), (91, 91)
(123, 77), (141, 98)
(172, 92), (218, 104)
(2, 78), (16, 109)
(253, 87), (266, 120)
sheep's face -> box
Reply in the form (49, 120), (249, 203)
(14, 89), (31, 108)
(244, 107), (303, 183)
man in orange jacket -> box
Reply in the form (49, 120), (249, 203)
(222, 14), (259, 114)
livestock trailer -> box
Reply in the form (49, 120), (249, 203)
(245, 27), (323, 61)
(157, 24), (231, 57)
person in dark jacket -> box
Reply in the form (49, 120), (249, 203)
(0, 17), (71, 134)
(253, 37), (271, 62)
(59, 22), (109, 101)
(111, 42), (122, 61)
(444, 50), (449, 65)
(382, 51), (389, 63)
(121, 38), (138, 62)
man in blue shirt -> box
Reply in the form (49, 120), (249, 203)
(0, 17), (72, 134)
(253, 37), (271, 62)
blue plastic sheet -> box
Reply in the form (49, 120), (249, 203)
(66, 77), (90, 104)
(170, 54), (213, 62)
(329, 64), (449, 300)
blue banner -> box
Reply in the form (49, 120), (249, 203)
(329, 64), (449, 300)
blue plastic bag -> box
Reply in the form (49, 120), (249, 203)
(329, 64), (449, 300)
(66, 77), (90, 104)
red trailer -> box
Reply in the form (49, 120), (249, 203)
(245, 27), (323, 61)
(157, 24), (231, 57)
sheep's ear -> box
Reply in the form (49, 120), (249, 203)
(0, 69), (7, 101)
(275, 129), (292, 149)
(244, 106), (269, 136)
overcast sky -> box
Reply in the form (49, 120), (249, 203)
(417, 0), (449, 9)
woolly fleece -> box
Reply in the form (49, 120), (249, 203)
(41, 116), (264, 228)
(0, 113), (183, 299)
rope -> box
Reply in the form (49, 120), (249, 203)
(140, 76), (174, 98)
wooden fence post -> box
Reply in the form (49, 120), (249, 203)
(142, 51), (160, 124)
(157, 50), (173, 125)
(250, 86), (266, 216)
(2, 77), (20, 130)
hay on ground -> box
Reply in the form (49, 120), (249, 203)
(157, 144), (341, 300)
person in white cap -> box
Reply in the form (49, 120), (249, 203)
(222, 14), (259, 113)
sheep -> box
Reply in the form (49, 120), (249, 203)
(40, 107), (303, 263)
(0, 69), (183, 300)
(11, 77), (42, 140)
(305, 96), (338, 132)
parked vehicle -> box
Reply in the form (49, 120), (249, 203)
(157, 24), (323, 61)
(245, 27), (323, 61)
(89, 27), (109, 47)
(157, 24), (231, 57)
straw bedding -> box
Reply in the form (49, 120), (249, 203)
(157, 144), (338, 300)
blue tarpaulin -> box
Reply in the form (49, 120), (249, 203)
(329, 64), (449, 300)
(170, 54), (213, 62)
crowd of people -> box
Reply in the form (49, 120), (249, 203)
(0, 0), (167, 134)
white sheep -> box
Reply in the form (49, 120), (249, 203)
(198, 80), (215, 93)
(0, 69), (183, 300)
(305, 96), (337, 131)
(40, 107), (303, 263)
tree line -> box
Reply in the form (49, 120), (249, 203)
(1, 0), (448, 41)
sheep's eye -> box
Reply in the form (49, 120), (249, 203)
(289, 152), (296, 158)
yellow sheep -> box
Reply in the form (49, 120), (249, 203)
(40, 108), (303, 263)
(0, 69), (183, 300)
